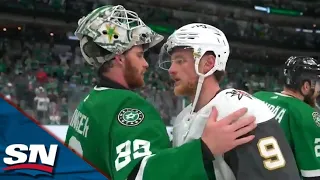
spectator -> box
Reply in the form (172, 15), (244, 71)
(36, 67), (48, 84)
(34, 87), (50, 124)
(49, 101), (61, 125)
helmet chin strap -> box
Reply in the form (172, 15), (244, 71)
(190, 75), (205, 114)
(190, 65), (218, 115)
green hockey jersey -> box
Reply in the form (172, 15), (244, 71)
(254, 91), (320, 178)
(64, 83), (211, 180)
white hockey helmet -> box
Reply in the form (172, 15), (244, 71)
(159, 23), (230, 112)
(75, 5), (164, 68)
(159, 23), (229, 75)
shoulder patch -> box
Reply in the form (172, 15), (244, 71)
(312, 112), (320, 127)
(225, 89), (253, 100)
(118, 108), (144, 127)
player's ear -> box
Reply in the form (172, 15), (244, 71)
(114, 54), (125, 66)
(301, 81), (311, 95)
(203, 54), (215, 74)
(306, 81), (311, 91)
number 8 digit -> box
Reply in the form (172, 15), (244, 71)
(315, 138), (320, 157)
(69, 136), (83, 157)
(257, 136), (286, 170)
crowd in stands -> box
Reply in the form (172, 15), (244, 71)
(124, 2), (320, 51)
(2, 0), (320, 51)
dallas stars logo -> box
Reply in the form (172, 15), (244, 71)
(118, 108), (144, 127)
(312, 112), (320, 127)
(105, 24), (119, 42)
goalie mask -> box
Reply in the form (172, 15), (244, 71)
(75, 5), (164, 68)
(159, 23), (230, 113)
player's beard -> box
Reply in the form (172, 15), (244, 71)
(124, 60), (145, 89)
(304, 89), (316, 107)
(174, 78), (197, 96)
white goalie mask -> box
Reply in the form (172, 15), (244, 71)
(159, 23), (230, 113)
(75, 5), (164, 68)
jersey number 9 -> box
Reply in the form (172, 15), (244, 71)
(257, 136), (286, 170)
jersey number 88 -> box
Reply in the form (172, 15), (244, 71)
(257, 136), (286, 170)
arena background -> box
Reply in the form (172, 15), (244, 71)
(0, 0), (319, 135)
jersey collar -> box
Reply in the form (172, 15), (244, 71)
(96, 76), (129, 90)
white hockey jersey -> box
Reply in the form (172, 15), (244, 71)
(173, 88), (301, 180)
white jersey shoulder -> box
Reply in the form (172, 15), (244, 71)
(174, 88), (274, 126)
(212, 88), (275, 124)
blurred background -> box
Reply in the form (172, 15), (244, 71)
(0, 0), (319, 126)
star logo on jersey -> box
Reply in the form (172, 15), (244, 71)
(225, 89), (252, 100)
(312, 112), (320, 127)
(118, 108), (144, 127)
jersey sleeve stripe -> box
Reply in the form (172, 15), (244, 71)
(301, 169), (320, 177)
(135, 155), (155, 180)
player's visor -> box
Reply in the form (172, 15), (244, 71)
(158, 43), (193, 71)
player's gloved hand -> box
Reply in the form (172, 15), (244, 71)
(201, 107), (256, 156)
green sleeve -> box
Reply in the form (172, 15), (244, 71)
(252, 91), (263, 99)
(141, 140), (208, 180)
(109, 96), (209, 180)
(290, 106), (320, 178)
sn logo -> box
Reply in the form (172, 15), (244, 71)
(3, 144), (58, 174)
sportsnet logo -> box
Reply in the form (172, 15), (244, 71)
(3, 144), (58, 176)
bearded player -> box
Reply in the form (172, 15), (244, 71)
(159, 23), (300, 180)
(64, 6), (258, 180)
(254, 56), (320, 179)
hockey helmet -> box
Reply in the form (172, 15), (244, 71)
(284, 56), (320, 88)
